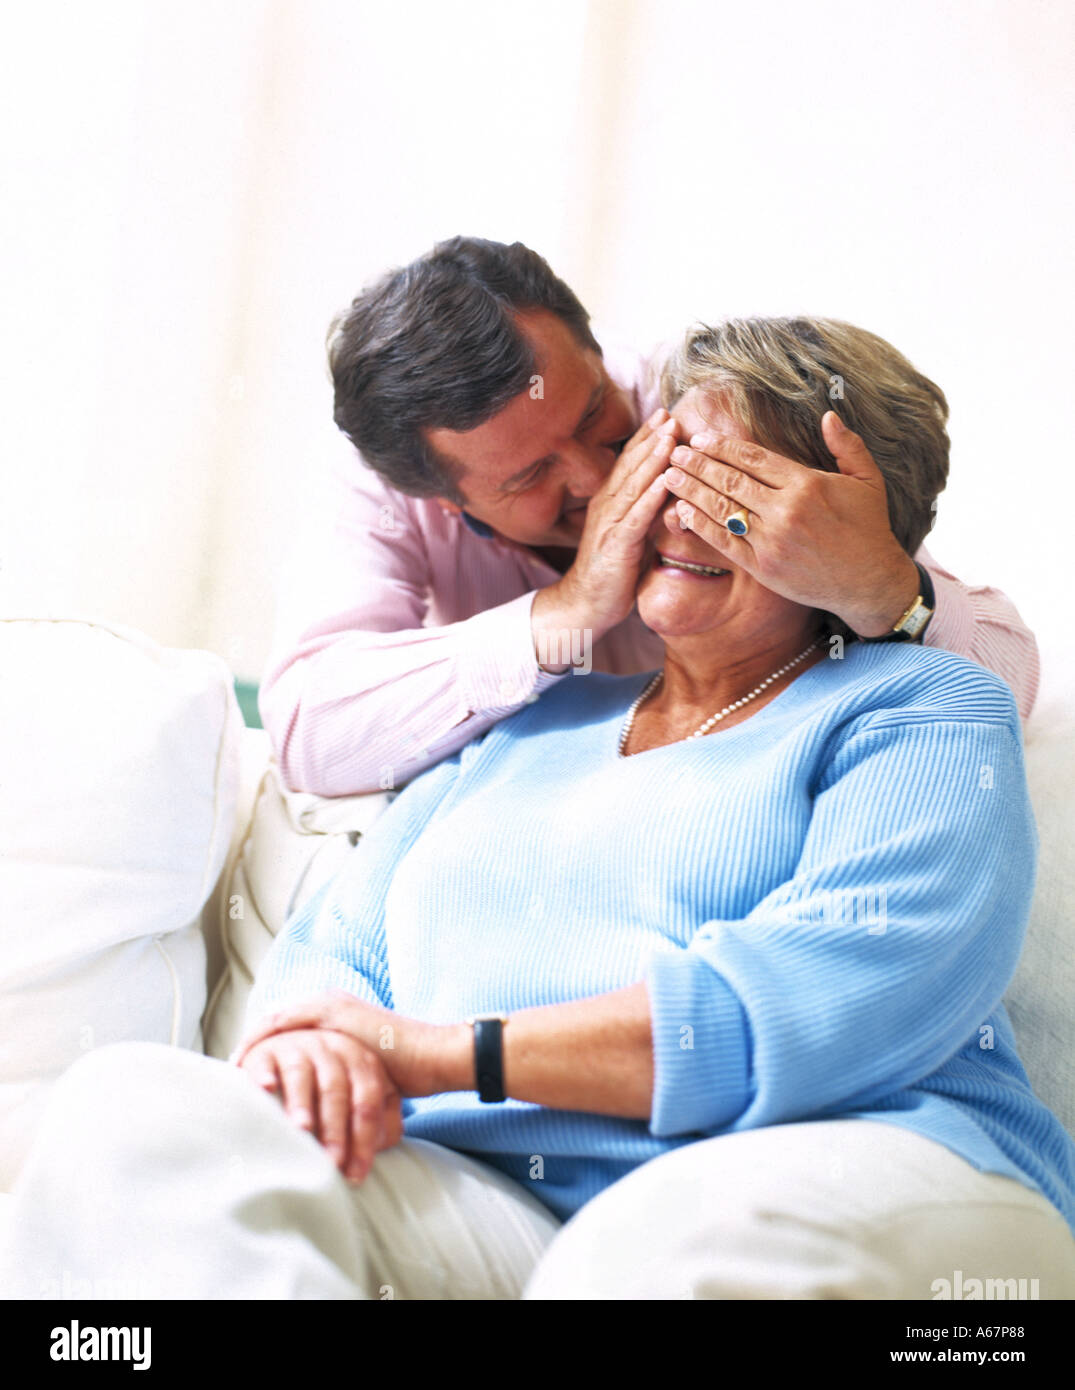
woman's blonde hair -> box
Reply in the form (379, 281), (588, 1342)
(660, 317), (949, 557)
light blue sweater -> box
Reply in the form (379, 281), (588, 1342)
(246, 642), (1075, 1230)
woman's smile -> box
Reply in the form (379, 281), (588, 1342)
(652, 550), (731, 579)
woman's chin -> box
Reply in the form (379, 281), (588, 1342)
(636, 588), (727, 639)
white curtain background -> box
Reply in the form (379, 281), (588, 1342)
(2, 0), (1071, 686)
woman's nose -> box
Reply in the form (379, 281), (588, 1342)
(660, 493), (684, 533)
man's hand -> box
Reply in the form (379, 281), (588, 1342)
(239, 1026), (404, 1184)
(531, 408), (681, 667)
(661, 411), (921, 637)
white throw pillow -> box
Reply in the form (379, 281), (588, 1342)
(0, 616), (241, 1189)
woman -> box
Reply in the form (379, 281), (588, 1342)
(17, 317), (1065, 1302)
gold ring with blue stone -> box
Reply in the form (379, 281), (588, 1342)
(726, 508), (750, 536)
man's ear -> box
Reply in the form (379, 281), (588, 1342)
(436, 498), (463, 516)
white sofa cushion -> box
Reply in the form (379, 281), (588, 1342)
(1004, 665), (1075, 1140)
(0, 616), (241, 1190)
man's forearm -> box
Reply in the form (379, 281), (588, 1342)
(530, 581), (611, 674)
(840, 548), (921, 639)
(261, 592), (562, 796)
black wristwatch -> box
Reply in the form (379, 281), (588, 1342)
(859, 562), (935, 644)
(465, 1013), (508, 1103)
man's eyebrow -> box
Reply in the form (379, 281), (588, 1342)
(498, 379), (605, 491)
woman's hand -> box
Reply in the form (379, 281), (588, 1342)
(235, 991), (466, 1100)
(234, 984), (656, 1122)
(662, 411), (920, 637)
(239, 1026), (404, 1183)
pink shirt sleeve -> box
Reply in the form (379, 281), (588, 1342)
(258, 446), (569, 796)
(916, 544), (1040, 721)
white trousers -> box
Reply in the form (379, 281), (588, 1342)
(2, 1042), (1074, 1300)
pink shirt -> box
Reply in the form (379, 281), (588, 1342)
(260, 342), (1040, 796)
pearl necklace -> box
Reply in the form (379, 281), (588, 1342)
(618, 637), (823, 757)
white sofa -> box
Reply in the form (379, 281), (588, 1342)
(1, 615), (1072, 1255)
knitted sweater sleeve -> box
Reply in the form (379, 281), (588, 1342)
(643, 703), (1037, 1138)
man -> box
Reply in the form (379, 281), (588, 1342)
(260, 236), (1038, 796)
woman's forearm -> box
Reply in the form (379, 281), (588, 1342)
(427, 982), (655, 1119)
(238, 985), (657, 1121)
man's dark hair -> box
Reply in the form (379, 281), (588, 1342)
(326, 237), (601, 502)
